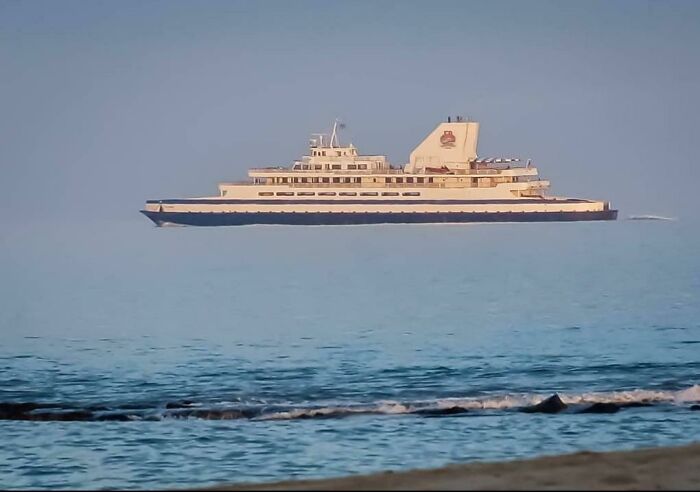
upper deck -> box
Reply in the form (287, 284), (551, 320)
(217, 118), (551, 199)
(243, 118), (534, 178)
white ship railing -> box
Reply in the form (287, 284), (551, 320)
(219, 181), (548, 189)
(247, 167), (528, 175)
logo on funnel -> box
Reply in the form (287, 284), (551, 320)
(440, 130), (456, 147)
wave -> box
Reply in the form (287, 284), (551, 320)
(2, 385), (698, 422)
(626, 215), (677, 221)
(257, 385), (700, 420)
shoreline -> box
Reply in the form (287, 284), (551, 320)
(205, 442), (700, 491)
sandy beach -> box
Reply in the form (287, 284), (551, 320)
(207, 442), (700, 491)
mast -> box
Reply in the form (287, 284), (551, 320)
(310, 120), (343, 149)
(330, 119), (338, 148)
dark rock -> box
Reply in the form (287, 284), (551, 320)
(416, 406), (469, 417)
(84, 405), (110, 412)
(521, 394), (568, 414)
(0, 402), (61, 420)
(618, 402), (654, 409)
(0, 402), (41, 413)
(29, 410), (94, 421)
(0, 402), (40, 419)
(579, 402), (621, 414)
(690, 405), (700, 411)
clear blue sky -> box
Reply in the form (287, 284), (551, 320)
(2, 0), (699, 222)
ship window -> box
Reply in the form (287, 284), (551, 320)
(332, 177), (340, 183)
(302, 165), (310, 170)
(354, 177), (361, 183)
(281, 177), (288, 183)
(331, 164), (341, 170)
(301, 177), (308, 183)
(339, 192), (357, 196)
(359, 164), (368, 170)
(322, 177), (330, 183)
(360, 192), (378, 196)
(396, 177), (403, 183)
(297, 192), (315, 196)
(221, 190), (228, 196)
(314, 165), (322, 170)
(407, 177), (414, 183)
(417, 177), (424, 184)
(471, 178), (478, 186)
(348, 164), (357, 170)
(428, 177), (434, 183)
(276, 192), (294, 196)
(343, 177), (351, 183)
(402, 192), (420, 196)
(312, 177), (319, 183)
(384, 177), (391, 183)
(318, 191), (336, 196)
(293, 164), (301, 170)
(336, 151), (342, 157)
(322, 151), (326, 156)
(293, 177), (299, 183)
(381, 192), (399, 196)
(258, 192), (274, 196)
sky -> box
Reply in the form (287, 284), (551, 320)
(1, 0), (699, 223)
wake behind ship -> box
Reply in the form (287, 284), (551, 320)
(141, 117), (617, 226)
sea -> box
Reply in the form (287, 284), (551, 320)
(1, 217), (699, 490)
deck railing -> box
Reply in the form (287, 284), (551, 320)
(218, 182), (546, 190)
(247, 166), (528, 175)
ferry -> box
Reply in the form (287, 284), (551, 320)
(141, 117), (617, 226)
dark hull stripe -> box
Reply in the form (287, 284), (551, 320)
(141, 210), (618, 227)
(146, 198), (594, 206)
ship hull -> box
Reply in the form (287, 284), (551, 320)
(141, 209), (618, 227)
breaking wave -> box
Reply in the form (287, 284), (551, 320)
(1, 385), (698, 422)
(626, 215), (677, 221)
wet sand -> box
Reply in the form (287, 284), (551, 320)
(206, 442), (700, 490)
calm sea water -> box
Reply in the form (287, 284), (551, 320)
(1, 218), (699, 490)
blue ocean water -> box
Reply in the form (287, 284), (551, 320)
(1, 218), (699, 490)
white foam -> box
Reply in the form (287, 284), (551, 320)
(627, 215), (677, 221)
(673, 384), (700, 403)
(245, 385), (700, 421)
(257, 405), (371, 421)
(376, 401), (411, 414)
(433, 394), (540, 410)
(433, 386), (698, 410)
(559, 389), (673, 405)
